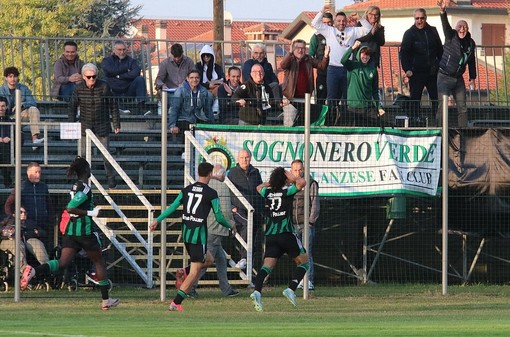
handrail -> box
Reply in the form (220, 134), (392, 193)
(184, 130), (255, 283)
(85, 129), (155, 287)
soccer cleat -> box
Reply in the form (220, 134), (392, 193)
(283, 288), (297, 307)
(169, 301), (183, 312)
(101, 298), (120, 311)
(175, 268), (188, 289)
(21, 265), (36, 290)
(250, 291), (263, 312)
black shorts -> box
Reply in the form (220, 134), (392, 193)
(264, 232), (305, 260)
(184, 242), (207, 263)
(62, 232), (102, 252)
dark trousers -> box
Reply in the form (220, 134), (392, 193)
(409, 72), (438, 117)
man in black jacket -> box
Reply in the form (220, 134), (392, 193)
(400, 8), (443, 121)
(69, 63), (120, 188)
(232, 64), (275, 125)
(436, 0), (476, 127)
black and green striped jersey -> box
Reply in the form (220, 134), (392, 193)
(157, 182), (232, 245)
(65, 180), (96, 236)
(259, 183), (299, 236)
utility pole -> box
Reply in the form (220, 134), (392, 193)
(213, 0), (224, 65)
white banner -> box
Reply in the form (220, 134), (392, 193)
(195, 127), (442, 197)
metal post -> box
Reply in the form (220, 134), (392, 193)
(160, 91), (168, 301)
(14, 90), (22, 302)
(442, 94), (449, 295)
(303, 93), (311, 299)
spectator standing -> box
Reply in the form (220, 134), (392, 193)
(281, 39), (329, 126)
(101, 40), (148, 115)
(250, 167), (307, 312)
(309, 12), (333, 105)
(227, 149), (264, 270)
(311, 4), (371, 119)
(290, 159), (320, 291)
(356, 6), (385, 68)
(0, 66), (44, 146)
(69, 63), (120, 189)
(50, 41), (84, 101)
(217, 66), (242, 125)
(21, 157), (120, 311)
(241, 43), (281, 99)
(0, 96), (12, 187)
(5, 162), (52, 233)
(232, 64), (275, 126)
(149, 162), (236, 312)
(168, 69), (213, 136)
(189, 164), (240, 298)
(341, 40), (385, 126)
(400, 8), (443, 122)
(436, 0), (476, 127)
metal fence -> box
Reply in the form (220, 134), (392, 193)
(0, 36), (508, 106)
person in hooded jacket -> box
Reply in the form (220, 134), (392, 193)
(436, 0), (476, 127)
(195, 45), (225, 116)
(169, 69), (214, 135)
(341, 40), (385, 126)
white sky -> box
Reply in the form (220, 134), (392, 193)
(130, 0), (351, 21)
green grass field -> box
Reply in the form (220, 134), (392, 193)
(2, 284), (510, 337)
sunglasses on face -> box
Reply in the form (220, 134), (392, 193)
(415, 17), (426, 21)
(85, 75), (97, 80)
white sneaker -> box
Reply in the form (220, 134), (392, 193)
(143, 110), (152, 116)
(297, 280), (304, 289)
(119, 109), (131, 114)
(235, 258), (247, 270)
(32, 138), (44, 151)
(102, 298), (120, 311)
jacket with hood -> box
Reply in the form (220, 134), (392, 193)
(50, 54), (85, 97)
(438, 11), (476, 80)
(341, 46), (381, 109)
(400, 23), (443, 75)
(169, 80), (213, 128)
(195, 45), (225, 90)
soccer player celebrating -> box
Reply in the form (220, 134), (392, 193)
(21, 157), (119, 311)
(250, 167), (307, 311)
(150, 162), (236, 311)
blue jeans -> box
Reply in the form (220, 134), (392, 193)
(326, 65), (347, 102)
(112, 76), (147, 103)
(436, 72), (467, 127)
(59, 82), (77, 101)
(297, 225), (315, 284)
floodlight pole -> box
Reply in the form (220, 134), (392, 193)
(441, 94), (448, 295)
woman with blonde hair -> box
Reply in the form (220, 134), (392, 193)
(357, 5), (385, 67)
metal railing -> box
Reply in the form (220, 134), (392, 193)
(0, 36), (508, 106)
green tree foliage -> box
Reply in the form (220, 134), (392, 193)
(489, 50), (510, 106)
(77, 0), (142, 38)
